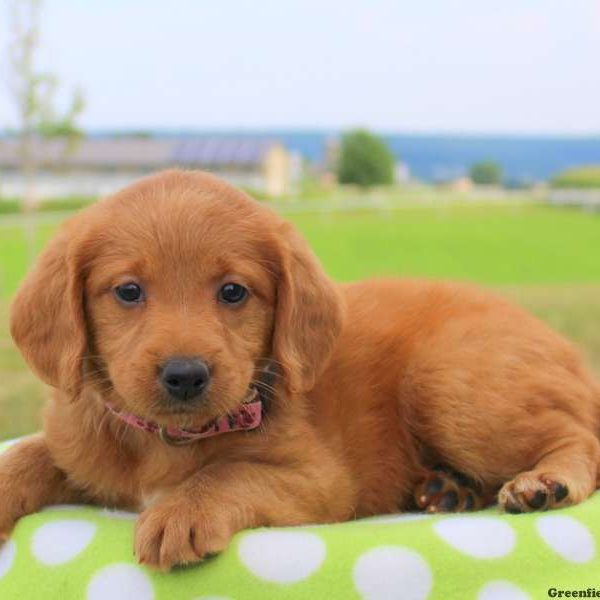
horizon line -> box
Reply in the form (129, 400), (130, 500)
(2, 127), (599, 140)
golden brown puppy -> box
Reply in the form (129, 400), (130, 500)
(2, 170), (600, 570)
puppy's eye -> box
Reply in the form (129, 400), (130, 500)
(218, 283), (248, 305)
(114, 282), (144, 304)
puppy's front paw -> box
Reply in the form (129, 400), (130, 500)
(0, 515), (16, 544)
(0, 478), (32, 541)
(134, 499), (234, 571)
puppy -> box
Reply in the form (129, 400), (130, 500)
(2, 170), (599, 570)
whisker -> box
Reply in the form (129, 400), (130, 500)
(86, 374), (113, 387)
(94, 407), (111, 438)
(117, 419), (132, 447)
(77, 354), (106, 363)
(251, 379), (278, 396)
(256, 357), (285, 367)
(84, 368), (111, 379)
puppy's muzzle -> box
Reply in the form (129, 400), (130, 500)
(159, 357), (211, 402)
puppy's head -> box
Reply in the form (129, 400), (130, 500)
(10, 170), (343, 426)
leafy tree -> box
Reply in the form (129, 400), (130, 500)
(552, 166), (600, 189)
(6, 0), (85, 260)
(469, 161), (503, 185)
(337, 129), (395, 187)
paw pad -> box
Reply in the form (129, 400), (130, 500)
(415, 466), (487, 513)
(500, 475), (570, 514)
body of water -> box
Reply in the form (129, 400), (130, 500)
(91, 129), (600, 183)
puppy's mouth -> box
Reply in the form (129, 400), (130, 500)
(96, 360), (277, 431)
(156, 405), (199, 416)
(103, 385), (263, 444)
(115, 384), (257, 430)
(152, 405), (205, 424)
(151, 399), (228, 426)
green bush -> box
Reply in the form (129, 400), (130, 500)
(337, 129), (395, 187)
(39, 196), (95, 212)
(0, 196), (95, 215)
(552, 166), (600, 189)
(0, 199), (21, 214)
(469, 161), (503, 185)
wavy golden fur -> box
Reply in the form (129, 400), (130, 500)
(1, 170), (599, 570)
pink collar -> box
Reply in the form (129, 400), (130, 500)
(105, 388), (262, 446)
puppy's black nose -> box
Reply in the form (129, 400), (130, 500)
(159, 358), (210, 401)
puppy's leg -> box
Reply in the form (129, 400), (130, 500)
(498, 424), (600, 513)
(0, 434), (82, 539)
(414, 465), (493, 513)
(135, 454), (355, 571)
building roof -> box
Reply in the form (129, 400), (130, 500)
(172, 139), (277, 167)
(0, 137), (281, 169)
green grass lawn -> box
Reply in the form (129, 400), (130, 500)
(294, 204), (600, 284)
(1, 201), (599, 439)
(3, 203), (599, 297)
(0, 218), (60, 299)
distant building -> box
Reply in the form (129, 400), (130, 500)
(0, 137), (300, 199)
(445, 176), (474, 193)
(394, 162), (410, 183)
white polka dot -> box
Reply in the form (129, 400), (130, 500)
(361, 513), (433, 525)
(42, 504), (87, 513)
(32, 520), (97, 565)
(536, 515), (595, 563)
(0, 440), (19, 453)
(478, 580), (531, 600)
(354, 546), (432, 600)
(87, 564), (154, 600)
(0, 540), (16, 579)
(433, 516), (515, 558)
(238, 530), (326, 583)
(100, 508), (138, 521)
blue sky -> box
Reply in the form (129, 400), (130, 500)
(1, 0), (599, 134)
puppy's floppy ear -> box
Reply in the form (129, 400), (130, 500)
(271, 224), (344, 394)
(10, 218), (89, 398)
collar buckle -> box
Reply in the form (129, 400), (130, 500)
(158, 426), (196, 446)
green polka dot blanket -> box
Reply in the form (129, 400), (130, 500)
(1, 439), (598, 600)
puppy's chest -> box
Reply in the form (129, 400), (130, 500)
(87, 450), (199, 510)
(57, 435), (202, 511)
(138, 488), (173, 511)
(133, 443), (204, 510)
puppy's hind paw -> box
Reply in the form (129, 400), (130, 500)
(414, 466), (488, 513)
